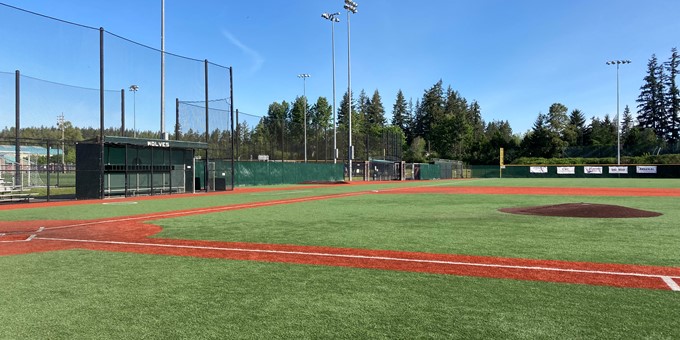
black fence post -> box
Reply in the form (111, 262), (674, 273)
(230, 67), (235, 189)
(15, 70), (21, 188)
(175, 98), (180, 141)
(204, 59), (209, 192)
(235, 109), (239, 160)
(46, 139), (51, 201)
(99, 27), (105, 199)
(121, 89), (125, 136)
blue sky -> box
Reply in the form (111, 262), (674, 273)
(1, 0), (679, 134)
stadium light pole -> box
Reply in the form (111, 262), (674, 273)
(322, 12), (341, 164)
(298, 73), (311, 163)
(129, 85), (139, 138)
(606, 60), (631, 165)
(160, 0), (166, 140)
(344, 0), (357, 181)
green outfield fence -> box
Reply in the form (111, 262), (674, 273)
(471, 165), (680, 178)
(235, 161), (343, 186)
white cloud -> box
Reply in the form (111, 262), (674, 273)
(222, 30), (264, 74)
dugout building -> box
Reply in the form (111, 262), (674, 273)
(75, 136), (221, 199)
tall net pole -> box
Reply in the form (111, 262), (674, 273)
(160, 0), (166, 139)
(344, 1), (357, 181)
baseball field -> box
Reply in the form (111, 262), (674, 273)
(1, 178), (679, 339)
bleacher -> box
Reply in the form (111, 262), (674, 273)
(0, 178), (35, 203)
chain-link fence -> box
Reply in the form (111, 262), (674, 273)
(230, 110), (404, 164)
(1, 4), (234, 201)
(563, 144), (680, 158)
(1, 137), (79, 202)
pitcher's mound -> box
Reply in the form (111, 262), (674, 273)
(499, 203), (662, 218)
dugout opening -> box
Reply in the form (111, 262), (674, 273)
(75, 136), (211, 199)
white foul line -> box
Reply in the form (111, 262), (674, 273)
(37, 236), (680, 290)
(662, 277), (680, 291)
(0, 226), (45, 243)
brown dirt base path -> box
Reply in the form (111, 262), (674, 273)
(1, 185), (679, 292)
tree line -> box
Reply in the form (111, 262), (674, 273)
(249, 48), (679, 165)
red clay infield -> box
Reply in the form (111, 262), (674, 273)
(1, 184), (679, 292)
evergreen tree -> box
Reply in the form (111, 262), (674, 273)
(589, 115), (617, 146)
(664, 47), (680, 144)
(359, 90), (385, 159)
(264, 101), (290, 156)
(657, 59), (669, 140)
(438, 87), (470, 159)
(404, 98), (415, 144)
(310, 97), (332, 160)
(337, 91), (355, 128)
(356, 89), (370, 128)
(521, 113), (553, 157)
(546, 103), (569, 153)
(264, 101), (289, 134)
(290, 96), (308, 144)
(366, 89), (386, 127)
(565, 109), (586, 146)
(403, 136), (427, 162)
(621, 105), (634, 141)
(483, 120), (518, 164)
(419, 80), (445, 142)
(412, 98), (424, 138)
(636, 54), (666, 139)
(466, 100), (486, 161)
(391, 89), (408, 131)
(310, 97), (332, 130)
(547, 103), (569, 135)
(623, 127), (659, 153)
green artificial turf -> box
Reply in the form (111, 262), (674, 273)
(2, 178), (678, 222)
(2, 179), (679, 338)
(154, 193), (680, 267)
(1, 250), (678, 339)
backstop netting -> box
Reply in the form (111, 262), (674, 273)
(0, 4), (235, 199)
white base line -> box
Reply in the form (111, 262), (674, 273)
(24, 227), (45, 242)
(37, 236), (680, 289)
(662, 277), (680, 291)
(0, 227), (45, 243)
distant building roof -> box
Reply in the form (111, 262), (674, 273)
(0, 145), (62, 156)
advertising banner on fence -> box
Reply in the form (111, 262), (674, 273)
(636, 166), (657, 174)
(584, 166), (603, 175)
(609, 166), (628, 174)
(557, 167), (575, 175)
(530, 166), (548, 174)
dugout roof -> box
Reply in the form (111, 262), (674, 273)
(103, 136), (208, 150)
